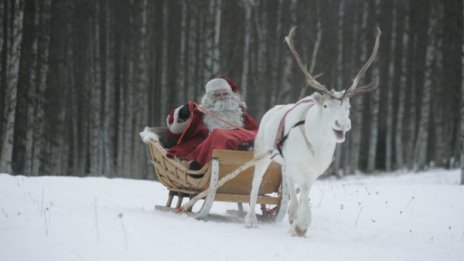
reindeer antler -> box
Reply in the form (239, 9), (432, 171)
(285, 26), (381, 100)
(346, 27), (382, 97)
(285, 26), (341, 100)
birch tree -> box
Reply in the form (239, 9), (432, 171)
(205, 0), (222, 77)
(132, 0), (149, 179)
(461, 42), (463, 183)
(101, 0), (115, 177)
(0, 1), (5, 137)
(332, 0), (345, 174)
(394, 0), (408, 170)
(277, 0), (297, 104)
(24, 0), (40, 175)
(366, 2), (380, 173)
(0, 0), (24, 173)
(405, 0), (419, 170)
(381, 0), (394, 172)
(413, 3), (433, 171)
(240, 0), (253, 99)
(461, 0), (464, 185)
(89, 1), (103, 176)
(348, 1), (367, 174)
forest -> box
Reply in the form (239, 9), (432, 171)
(0, 0), (463, 180)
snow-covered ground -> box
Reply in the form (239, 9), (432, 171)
(0, 169), (463, 261)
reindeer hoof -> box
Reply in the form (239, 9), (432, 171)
(290, 224), (307, 237)
(244, 214), (258, 228)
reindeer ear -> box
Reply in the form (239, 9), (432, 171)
(313, 92), (325, 105)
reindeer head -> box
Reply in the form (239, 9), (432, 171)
(285, 26), (381, 143)
(312, 91), (350, 143)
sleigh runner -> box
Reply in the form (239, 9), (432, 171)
(141, 127), (289, 221)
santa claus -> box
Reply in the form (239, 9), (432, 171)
(166, 77), (258, 170)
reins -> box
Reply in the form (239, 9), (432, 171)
(176, 102), (255, 145)
(194, 103), (257, 136)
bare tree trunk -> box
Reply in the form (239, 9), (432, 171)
(205, 0), (221, 77)
(115, 18), (131, 177)
(349, 1), (367, 174)
(101, 0), (114, 177)
(461, 0), (464, 185)
(364, 1), (380, 174)
(89, 2), (102, 176)
(178, 0), (188, 104)
(160, 3), (169, 120)
(185, 2), (197, 101)
(406, 0), (430, 170)
(132, 0), (149, 179)
(32, 0), (51, 175)
(432, 17), (447, 168)
(256, 3), (270, 117)
(367, 67), (380, 173)
(333, 0), (345, 174)
(394, 0), (408, 170)
(0, 0), (24, 173)
(413, 7), (434, 171)
(405, 0), (419, 170)
(0, 1), (5, 140)
(122, 65), (132, 177)
(193, 2), (207, 100)
(49, 0), (72, 175)
(240, 0), (252, 99)
(25, 0), (40, 175)
(298, 1), (322, 100)
(384, 1), (395, 172)
(277, 0), (296, 105)
(212, 0), (222, 75)
(461, 52), (464, 183)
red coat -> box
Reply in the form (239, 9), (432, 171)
(166, 102), (258, 165)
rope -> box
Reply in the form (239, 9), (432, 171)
(195, 104), (257, 136)
(177, 149), (274, 213)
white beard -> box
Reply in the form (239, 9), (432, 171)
(201, 93), (244, 132)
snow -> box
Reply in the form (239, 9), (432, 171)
(139, 127), (159, 143)
(0, 169), (463, 261)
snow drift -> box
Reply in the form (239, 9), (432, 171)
(0, 170), (463, 261)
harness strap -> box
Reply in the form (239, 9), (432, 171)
(298, 110), (314, 155)
(277, 120), (305, 156)
(275, 98), (314, 156)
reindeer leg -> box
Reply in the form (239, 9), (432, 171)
(291, 179), (313, 237)
(245, 157), (272, 228)
(286, 169), (298, 225)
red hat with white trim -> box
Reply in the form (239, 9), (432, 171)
(205, 77), (239, 93)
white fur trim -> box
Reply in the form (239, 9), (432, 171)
(166, 106), (188, 134)
(139, 127), (159, 143)
(205, 78), (231, 93)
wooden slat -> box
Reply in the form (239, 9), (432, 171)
(214, 193), (280, 205)
(211, 149), (282, 195)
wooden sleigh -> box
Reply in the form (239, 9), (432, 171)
(143, 127), (289, 222)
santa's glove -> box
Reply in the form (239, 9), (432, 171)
(178, 104), (190, 121)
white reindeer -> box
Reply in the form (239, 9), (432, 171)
(245, 27), (381, 236)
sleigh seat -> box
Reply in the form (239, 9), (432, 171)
(142, 127), (289, 221)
